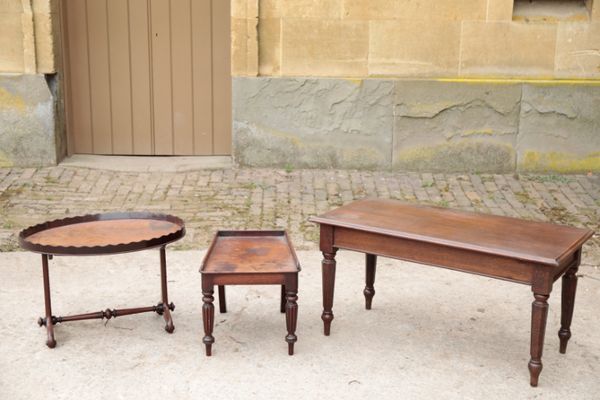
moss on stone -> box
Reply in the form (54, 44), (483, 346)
(519, 151), (600, 173)
(394, 140), (515, 173)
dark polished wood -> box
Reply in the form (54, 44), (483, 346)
(200, 230), (301, 355)
(218, 285), (227, 314)
(529, 293), (549, 387)
(202, 286), (215, 356)
(19, 212), (185, 255)
(364, 254), (377, 310)
(284, 274), (299, 355)
(19, 213), (185, 348)
(309, 199), (594, 386)
(41, 254), (56, 348)
(559, 251), (580, 354)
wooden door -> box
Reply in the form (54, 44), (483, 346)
(60, 0), (231, 155)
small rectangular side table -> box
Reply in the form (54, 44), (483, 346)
(200, 230), (301, 356)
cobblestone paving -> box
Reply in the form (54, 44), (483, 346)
(0, 167), (598, 266)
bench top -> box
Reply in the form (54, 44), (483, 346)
(309, 199), (594, 267)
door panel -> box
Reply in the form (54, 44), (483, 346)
(107, 0), (133, 154)
(192, 0), (214, 155)
(128, 0), (153, 154)
(62, 0), (231, 156)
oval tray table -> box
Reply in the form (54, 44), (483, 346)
(19, 212), (185, 348)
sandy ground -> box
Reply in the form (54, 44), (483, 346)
(1, 249), (599, 399)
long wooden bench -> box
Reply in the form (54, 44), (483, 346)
(310, 199), (594, 387)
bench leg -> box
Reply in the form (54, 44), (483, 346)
(558, 265), (578, 354)
(529, 293), (549, 387)
(218, 285), (227, 314)
(364, 254), (377, 310)
(280, 285), (286, 313)
(321, 250), (337, 336)
(202, 285), (215, 356)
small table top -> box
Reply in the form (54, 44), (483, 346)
(201, 231), (300, 274)
(19, 212), (185, 255)
(309, 199), (594, 267)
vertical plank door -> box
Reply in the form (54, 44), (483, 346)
(61, 0), (231, 156)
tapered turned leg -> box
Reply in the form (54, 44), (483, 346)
(202, 286), (215, 356)
(218, 285), (227, 314)
(285, 276), (298, 355)
(529, 293), (549, 387)
(159, 247), (174, 333)
(321, 250), (337, 336)
(280, 285), (286, 313)
(559, 265), (579, 354)
(40, 254), (56, 348)
(364, 254), (377, 310)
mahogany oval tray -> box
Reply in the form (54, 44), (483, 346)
(19, 212), (185, 256)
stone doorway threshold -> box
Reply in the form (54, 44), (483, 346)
(60, 154), (233, 172)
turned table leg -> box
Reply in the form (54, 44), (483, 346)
(40, 254), (56, 348)
(202, 284), (215, 356)
(285, 276), (298, 355)
(159, 246), (175, 333)
(280, 285), (286, 313)
(559, 265), (579, 354)
(364, 254), (377, 310)
(529, 293), (549, 387)
(218, 285), (227, 314)
(321, 249), (337, 336)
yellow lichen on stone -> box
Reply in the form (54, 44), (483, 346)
(394, 140), (515, 172)
(0, 151), (14, 168)
(520, 151), (600, 173)
(0, 87), (26, 112)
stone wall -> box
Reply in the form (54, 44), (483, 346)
(0, 0), (61, 166)
(232, 0), (600, 79)
(0, 0), (57, 73)
(0, 74), (58, 166)
(233, 77), (600, 173)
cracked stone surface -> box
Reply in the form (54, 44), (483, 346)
(0, 75), (57, 167)
(232, 78), (599, 173)
(518, 84), (600, 172)
(393, 81), (522, 172)
(233, 77), (394, 169)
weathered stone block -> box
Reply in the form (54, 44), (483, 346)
(231, 17), (258, 76)
(233, 77), (393, 169)
(34, 12), (56, 73)
(594, 1), (600, 21)
(231, 0), (257, 18)
(281, 0), (342, 18)
(393, 81), (522, 172)
(555, 22), (600, 79)
(369, 19), (460, 76)
(258, 18), (281, 76)
(281, 19), (368, 76)
(259, 0), (280, 18)
(343, 0), (486, 21)
(460, 21), (557, 77)
(486, 0), (513, 21)
(0, 12), (24, 72)
(517, 84), (600, 173)
(0, 74), (57, 166)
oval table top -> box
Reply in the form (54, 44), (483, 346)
(19, 212), (185, 255)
